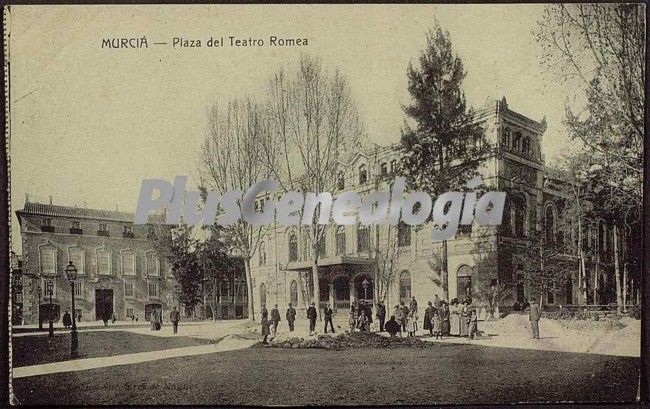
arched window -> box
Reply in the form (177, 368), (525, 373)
(357, 225), (369, 253)
(337, 171), (345, 190)
(336, 226), (346, 255)
(258, 242), (266, 266)
(259, 284), (267, 309)
(380, 162), (388, 178)
(513, 195), (527, 238)
(290, 280), (298, 305)
(502, 127), (511, 146)
(513, 131), (522, 152)
(358, 164), (368, 185)
(288, 235), (298, 262)
(457, 265), (473, 300)
(317, 235), (327, 258)
(545, 205), (557, 244)
(397, 222), (411, 247)
(399, 271), (411, 303)
(522, 136), (531, 155)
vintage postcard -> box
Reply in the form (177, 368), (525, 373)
(4, 4), (645, 405)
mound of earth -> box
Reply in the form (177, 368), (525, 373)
(266, 331), (435, 349)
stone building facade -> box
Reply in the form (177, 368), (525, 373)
(15, 202), (177, 325)
(248, 97), (620, 318)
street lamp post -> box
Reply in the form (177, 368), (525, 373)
(48, 284), (54, 338)
(65, 261), (79, 358)
(362, 278), (369, 301)
(36, 285), (43, 330)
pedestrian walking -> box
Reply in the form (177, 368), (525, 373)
(271, 304), (281, 335)
(307, 302), (317, 335)
(286, 303), (296, 332)
(261, 309), (271, 345)
(376, 301), (386, 332)
(62, 310), (72, 329)
(323, 304), (335, 333)
(170, 306), (180, 334)
(529, 298), (541, 340)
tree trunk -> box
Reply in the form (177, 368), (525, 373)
(244, 258), (255, 321)
(311, 260), (320, 320)
(614, 225), (622, 314)
(623, 263), (628, 313)
(441, 240), (449, 300)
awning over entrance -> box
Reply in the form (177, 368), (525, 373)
(284, 255), (374, 271)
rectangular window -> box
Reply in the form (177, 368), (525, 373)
(148, 282), (159, 298)
(97, 250), (111, 275)
(124, 282), (134, 298)
(44, 279), (56, 298)
(123, 225), (135, 238)
(99, 223), (108, 231)
(40, 247), (56, 274)
(42, 218), (52, 227)
(71, 221), (80, 229)
(122, 252), (136, 276)
(146, 253), (160, 277)
(74, 281), (83, 298)
(69, 248), (85, 275)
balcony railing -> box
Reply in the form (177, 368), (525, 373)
(40, 226), (55, 233)
(122, 231), (135, 239)
(97, 230), (110, 237)
(70, 228), (83, 235)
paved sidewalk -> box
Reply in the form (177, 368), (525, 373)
(12, 334), (258, 379)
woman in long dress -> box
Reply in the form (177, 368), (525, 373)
(460, 301), (470, 337)
(449, 300), (460, 336)
(439, 302), (450, 336)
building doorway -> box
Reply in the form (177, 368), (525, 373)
(333, 276), (350, 311)
(95, 289), (114, 320)
(457, 265), (473, 301)
(145, 303), (162, 321)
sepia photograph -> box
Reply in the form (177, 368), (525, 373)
(4, 4), (645, 405)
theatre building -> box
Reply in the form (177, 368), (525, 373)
(15, 201), (178, 325)
(249, 97), (623, 318)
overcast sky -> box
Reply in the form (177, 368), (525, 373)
(9, 4), (584, 251)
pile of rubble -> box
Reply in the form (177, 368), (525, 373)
(267, 331), (435, 350)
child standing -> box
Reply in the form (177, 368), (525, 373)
(432, 309), (442, 340)
(468, 309), (478, 339)
(406, 310), (418, 337)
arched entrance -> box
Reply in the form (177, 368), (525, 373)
(333, 275), (350, 310)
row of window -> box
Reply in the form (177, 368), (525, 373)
(40, 218), (137, 238)
(270, 223), (413, 265)
(38, 246), (161, 277)
(337, 159), (400, 190)
(502, 128), (536, 159)
(39, 279), (160, 299)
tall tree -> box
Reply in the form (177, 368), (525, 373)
(199, 98), (272, 321)
(399, 24), (490, 300)
(260, 55), (365, 313)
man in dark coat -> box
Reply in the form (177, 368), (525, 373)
(323, 304), (335, 333)
(286, 303), (296, 332)
(169, 306), (180, 334)
(423, 302), (433, 335)
(385, 315), (400, 337)
(376, 301), (386, 332)
(529, 298), (541, 339)
(270, 304), (281, 334)
(409, 296), (418, 315)
(306, 302), (317, 335)
(62, 310), (72, 329)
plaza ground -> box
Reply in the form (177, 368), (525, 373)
(10, 315), (641, 405)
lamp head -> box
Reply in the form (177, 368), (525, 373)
(65, 261), (78, 282)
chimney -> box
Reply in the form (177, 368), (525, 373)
(49, 196), (53, 205)
(25, 193), (29, 203)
